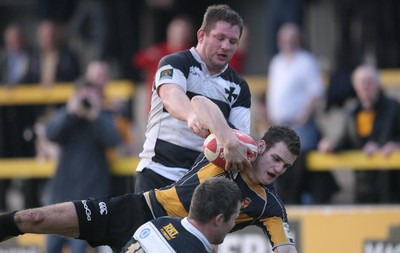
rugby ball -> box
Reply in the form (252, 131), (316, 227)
(203, 129), (258, 168)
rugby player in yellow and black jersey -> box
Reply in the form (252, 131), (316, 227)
(0, 96), (300, 253)
(145, 144), (298, 251)
(121, 177), (243, 253)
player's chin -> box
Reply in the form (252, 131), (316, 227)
(212, 58), (228, 69)
(258, 175), (275, 185)
(212, 237), (225, 245)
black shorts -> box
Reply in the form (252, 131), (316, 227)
(134, 168), (175, 193)
(73, 193), (153, 252)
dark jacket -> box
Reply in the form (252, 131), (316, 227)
(44, 107), (121, 204)
(335, 90), (400, 150)
(26, 46), (80, 83)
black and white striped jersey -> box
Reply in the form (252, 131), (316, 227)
(137, 47), (251, 181)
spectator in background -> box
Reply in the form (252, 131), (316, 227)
(133, 14), (195, 112)
(318, 64), (400, 204)
(42, 61), (122, 253)
(21, 20), (81, 209)
(266, 23), (339, 204)
(265, 0), (304, 60)
(0, 23), (36, 212)
(69, 0), (109, 68)
(85, 61), (136, 195)
(0, 23), (30, 86)
(27, 19), (80, 87)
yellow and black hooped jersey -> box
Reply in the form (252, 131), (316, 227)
(143, 154), (295, 250)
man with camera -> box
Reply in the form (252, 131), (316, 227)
(42, 61), (122, 253)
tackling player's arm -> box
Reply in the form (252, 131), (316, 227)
(158, 83), (210, 138)
(191, 95), (252, 171)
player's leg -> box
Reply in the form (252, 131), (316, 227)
(0, 202), (79, 242)
(74, 194), (153, 252)
(15, 202), (79, 237)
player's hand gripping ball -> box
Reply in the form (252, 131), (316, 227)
(203, 129), (258, 168)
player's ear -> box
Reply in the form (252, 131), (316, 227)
(257, 139), (266, 154)
(197, 29), (206, 43)
(214, 213), (224, 226)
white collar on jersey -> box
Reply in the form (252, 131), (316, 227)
(182, 217), (213, 253)
(190, 47), (228, 77)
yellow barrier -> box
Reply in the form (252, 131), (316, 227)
(0, 156), (139, 179)
(287, 205), (400, 253)
(0, 71), (399, 105)
(1, 150), (400, 179)
(0, 80), (135, 105)
(307, 150), (400, 171)
(1, 76), (400, 178)
(244, 69), (400, 95)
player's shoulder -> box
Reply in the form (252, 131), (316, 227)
(152, 216), (181, 226)
(221, 66), (249, 86)
(159, 50), (198, 70)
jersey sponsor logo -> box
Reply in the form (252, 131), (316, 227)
(139, 228), (151, 239)
(242, 197), (252, 209)
(364, 241), (400, 253)
(81, 200), (92, 221)
(190, 68), (199, 76)
(161, 223), (179, 240)
(99, 202), (108, 215)
(159, 69), (173, 80)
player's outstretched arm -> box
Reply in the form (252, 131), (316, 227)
(0, 202), (80, 242)
(191, 95), (252, 171)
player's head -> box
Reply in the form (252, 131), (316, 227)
(261, 125), (301, 156)
(250, 126), (300, 185)
(200, 4), (244, 38)
(189, 177), (243, 244)
(197, 5), (243, 75)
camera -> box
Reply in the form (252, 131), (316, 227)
(81, 98), (92, 109)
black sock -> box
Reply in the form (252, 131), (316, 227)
(0, 211), (24, 242)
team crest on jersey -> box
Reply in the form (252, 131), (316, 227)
(159, 69), (173, 80)
(242, 197), (252, 209)
(224, 86), (238, 103)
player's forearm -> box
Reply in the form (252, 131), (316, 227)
(191, 96), (234, 143)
